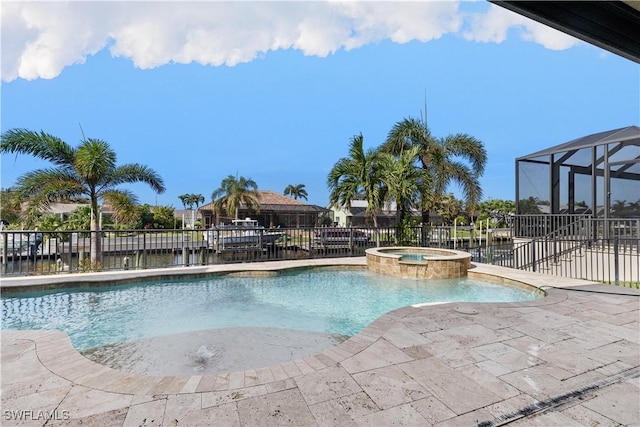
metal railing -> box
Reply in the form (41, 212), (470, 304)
(0, 227), (397, 276)
(513, 214), (639, 240)
(492, 215), (639, 287)
(1, 219), (638, 288)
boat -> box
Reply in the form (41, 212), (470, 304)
(312, 227), (370, 248)
(0, 232), (42, 257)
(203, 218), (285, 250)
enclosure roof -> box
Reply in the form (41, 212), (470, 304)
(491, 1), (640, 64)
(516, 126), (640, 160)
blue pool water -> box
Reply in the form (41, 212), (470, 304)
(1, 270), (540, 350)
(383, 251), (444, 261)
(397, 253), (435, 261)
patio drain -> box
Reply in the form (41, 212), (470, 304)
(477, 366), (640, 427)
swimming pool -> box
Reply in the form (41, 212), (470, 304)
(1, 269), (541, 351)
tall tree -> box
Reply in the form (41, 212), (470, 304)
(178, 193), (204, 228)
(327, 134), (385, 227)
(191, 193), (204, 227)
(178, 193), (205, 210)
(178, 194), (190, 210)
(377, 146), (430, 225)
(284, 184), (308, 201)
(381, 116), (487, 222)
(0, 129), (166, 265)
(211, 175), (261, 221)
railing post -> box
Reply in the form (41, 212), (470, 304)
(142, 232), (147, 269)
(183, 246), (189, 267)
(1, 233), (7, 275)
(349, 228), (353, 255)
(614, 237), (619, 286)
(69, 233), (75, 272)
(199, 246), (207, 265)
(532, 239), (537, 273)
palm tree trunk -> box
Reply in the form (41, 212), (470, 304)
(394, 208), (402, 244)
(371, 214), (380, 247)
(90, 200), (101, 268)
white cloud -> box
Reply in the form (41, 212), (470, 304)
(1, 2), (113, 81)
(107, 1), (462, 67)
(1, 1), (580, 83)
(463, 3), (579, 50)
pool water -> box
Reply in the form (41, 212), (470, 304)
(398, 253), (434, 261)
(1, 270), (540, 350)
(383, 251), (440, 261)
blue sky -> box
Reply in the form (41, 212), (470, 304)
(2, 1), (639, 208)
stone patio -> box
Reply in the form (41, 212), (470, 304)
(1, 259), (639, 426)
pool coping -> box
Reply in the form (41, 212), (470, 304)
(0, 257), (368, 294)
(2, 258), (639, 425)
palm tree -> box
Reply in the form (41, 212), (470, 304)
(211, 175), (261, 221)
(377, 146), (430, 226)
(178, 194), (190, 210)
(178, 193), (205, 211)
(381, 116), (487, 223)
(0, 129), (166, 265)
(327, 134), (385, 227)
(191, 193), (205, 227)
(284, 184), (308, 201)
(178, 193), (205, 228)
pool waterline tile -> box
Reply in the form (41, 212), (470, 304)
(269, 365), (289, 382)
(280, 361), (303, 378)
(213, 373), (231, 391)
(301, 355), (327, 371)
(178, 375), (203, 394)
(149, 376), (191, 395)
(228, 371), (245, 390)
(293, 359), (316, 375)
(255, 366), (275, 384)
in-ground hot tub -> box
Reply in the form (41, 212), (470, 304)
(365, 247), (472, 279)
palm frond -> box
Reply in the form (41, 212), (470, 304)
(439, 134), (487, 175)
(0, 129), (75, 166)
(16, 169), (85, 200)
(102, 190), (139, 224)
(75, 139), (117, 184)
(102, 164), (166, 194)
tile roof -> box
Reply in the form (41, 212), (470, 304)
(258, 190), (307, 206)
(199, 191), (326, 212)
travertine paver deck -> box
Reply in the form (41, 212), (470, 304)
(1, 259), (639, 426)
